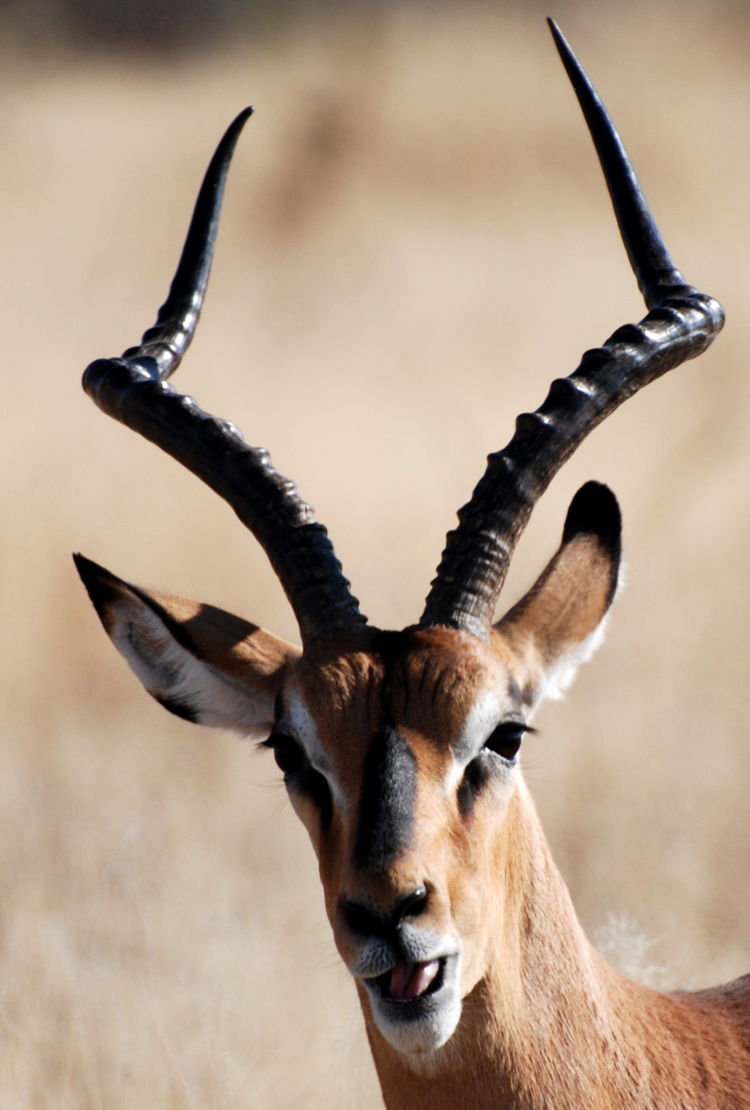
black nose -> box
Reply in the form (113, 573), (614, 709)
(342, 884), (430, 939)
(395, 885), (429, 922)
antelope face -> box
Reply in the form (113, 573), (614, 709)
(268, 628), (531, 1054)
(76, 480), (622, 1057)
(76, 14), (723, 1074)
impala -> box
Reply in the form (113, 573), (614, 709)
(75, 20), (750, 1110)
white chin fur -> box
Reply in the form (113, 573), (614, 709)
(370, 993), (462, 1055)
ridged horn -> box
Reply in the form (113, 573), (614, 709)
(82, 108), (367, 647)
(419, 19), (724, 640)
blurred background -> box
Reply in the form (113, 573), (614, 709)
(2, 0), (749, 1105)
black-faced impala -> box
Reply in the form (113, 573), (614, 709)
(75, 21), (750, 1110)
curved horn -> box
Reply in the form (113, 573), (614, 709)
(419, 19), (724, 641)
(82, 108), (367, 647)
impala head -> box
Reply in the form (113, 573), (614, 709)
(75, 22), (723, 1059)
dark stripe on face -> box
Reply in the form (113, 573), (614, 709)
(354, 726), (417, 871)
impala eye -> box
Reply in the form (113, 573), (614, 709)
(264, 731), (307, 776)
(482, 722), (530, 763)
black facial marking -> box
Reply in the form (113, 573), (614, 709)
(354, 725), (417, 871)
(263, 729), (333, 829)
(457, 757), (490, 819)
(458, 721), (531, 818)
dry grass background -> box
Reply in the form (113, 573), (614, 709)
(2, 1), (750, 1106)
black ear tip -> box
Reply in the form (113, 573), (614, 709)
(562, 481), (621, 553)
(74, 551), (109, 589)
(73, 551), (98, 579)
(73, 552), (123, 615)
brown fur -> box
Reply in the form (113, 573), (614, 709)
(365, 784), (750, 1109)
(77, 526), (750, 1108)
(293, 633), (750, 1108)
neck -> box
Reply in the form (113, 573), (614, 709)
(358, 782), (748, 1110)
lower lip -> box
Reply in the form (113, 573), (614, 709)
(367, 955), (457, 1017)
(362, 955), (462, 1053)
(377, 957), (447, 1004)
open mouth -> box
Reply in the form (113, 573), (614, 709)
(373, 957), (446, 1003)
(363, 954), (461, 1052)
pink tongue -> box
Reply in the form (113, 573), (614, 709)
(388, 959), (440, 1001)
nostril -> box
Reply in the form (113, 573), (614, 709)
(394, 884), (429, 924)
(341, 886), (430, 938)
(342, 898), (387, 938)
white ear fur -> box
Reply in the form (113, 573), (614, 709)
(539, 560), (626, 704)
(493, 483), (622, 714)
(75, 554), (298, 740)
(107, 595), (280, 739)
(530, 612), (610, 706)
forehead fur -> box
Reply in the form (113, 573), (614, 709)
(291, 627), (514, 741)
(291, 635), (385, 732)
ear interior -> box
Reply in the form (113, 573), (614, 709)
(73, 553), (299, 739)
(494, 482), (621, 710)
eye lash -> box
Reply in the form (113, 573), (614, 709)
(497, 721), (538, 738)
(262, 730), (308, 776)
(482, 721), (536, 763)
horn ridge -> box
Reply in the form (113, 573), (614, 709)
(82, 110), (367, 646)
(419, 24), (724, 646)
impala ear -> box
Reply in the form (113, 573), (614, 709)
(493, 481), (621, 711)
(73, 554), (300, 739)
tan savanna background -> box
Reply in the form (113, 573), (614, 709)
(2, 0), (749, 1105)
